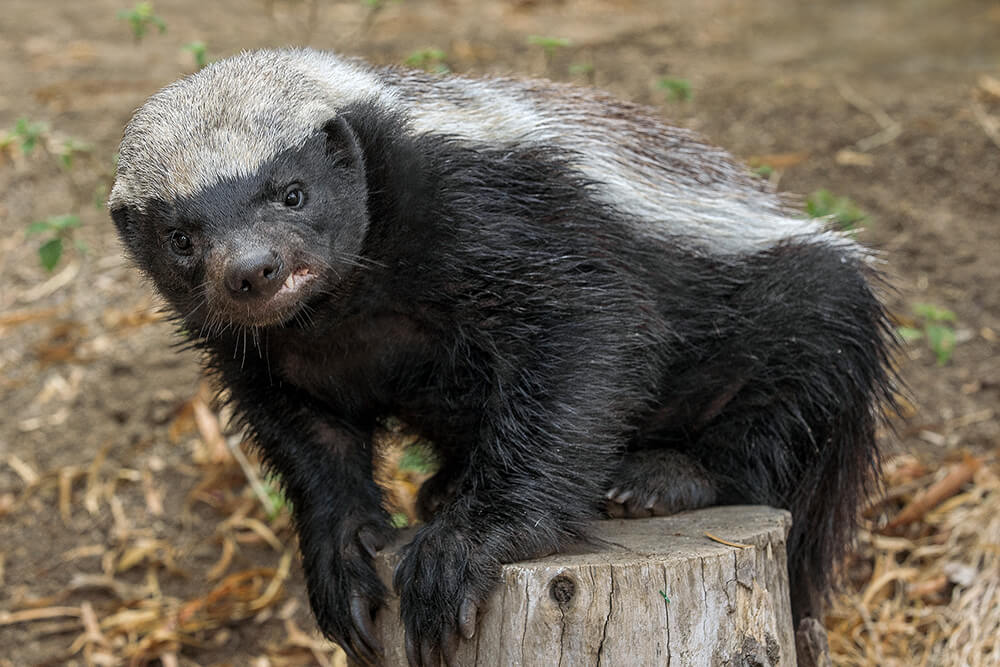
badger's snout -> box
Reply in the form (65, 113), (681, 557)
(204, 239), (320, 328)
(224, 247), (286, 300)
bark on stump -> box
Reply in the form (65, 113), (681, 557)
(373, 505), (795, 666)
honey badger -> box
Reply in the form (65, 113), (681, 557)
(110, 48), (894, 665)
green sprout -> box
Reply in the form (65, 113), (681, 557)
(59, 138), (93, 169)
(93, 183), (109, 211)
(9, 118), (49, 156)
(657, 77), (693, 103)
(529, 35), (571, 73)
(361, 0), (402, 31)
(391, 512), (410, 528)
(26, 215), (83, 271)
(262, 478), (291, 521)
(659, 590), (670, 603)
(182, 41), (209, 70)
(404, 48), (449, 74)
(898, 303), (958, 365)
(117, 2), (166, 41)
(528, 35), (571, 59)
(568, 62), (595, 83)
(529, 35), (570, 54)
(805, 189), (867, 232)
(398, 441), (437, 474)
(752, 164), (774, 179)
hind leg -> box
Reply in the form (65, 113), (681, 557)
(605, 449), (719, 518)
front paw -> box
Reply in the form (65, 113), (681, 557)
(393, 524), (495, 666)
(300, 517), (395, 665)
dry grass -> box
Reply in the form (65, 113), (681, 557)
(827, 454), (999, 666)
(2, 381), (996, 665)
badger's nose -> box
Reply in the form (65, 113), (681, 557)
(224, 249), (284, 299)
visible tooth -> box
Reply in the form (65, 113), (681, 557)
(283, 274), (294, 290)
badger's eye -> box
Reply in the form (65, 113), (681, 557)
(169, 230), (193, 254)
(283, 187), (305, 209)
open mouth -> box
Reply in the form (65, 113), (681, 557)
(278, 267), (316, 295)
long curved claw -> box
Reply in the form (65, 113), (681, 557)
(441, 629), (461, 667)
(420, 637), (439, 667)
(358, 526), (388, 560)
(458, 597), (478, 640)
(350, 593), (382, 661)
(405, 631), (420, 667)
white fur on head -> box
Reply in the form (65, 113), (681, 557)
(111, 48), (848, 255)
(109, 49), (397, 210)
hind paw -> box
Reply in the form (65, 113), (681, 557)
(605, 449), (718, 518)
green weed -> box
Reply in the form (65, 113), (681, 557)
(405, 48), (449, 74)
(398, 441), (437, 474)
(568, 62), (595, 83)
(8, 118), (49, 156)
(26, 215), (83, 271)
(805, 189), (867, 231)
(261, 476), (291, 521)
(898, 303), (958, 365)
(182, 41), (209, 70)
(118, 2), (166, 41)
(657, 77), (692, 102)
(529, 35), (571, 56)
(529, 35), (570, 72)
(59, 138), (93, 169)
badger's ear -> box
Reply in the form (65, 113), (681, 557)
(321, 115), (365, 171)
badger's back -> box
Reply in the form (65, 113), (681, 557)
(110, 48), (848, 255)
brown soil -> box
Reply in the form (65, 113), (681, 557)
(1, 0), (997, 664)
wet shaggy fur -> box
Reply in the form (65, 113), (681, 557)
(110, 49), (895, 666)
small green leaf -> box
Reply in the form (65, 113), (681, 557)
(13, 117), (48, 155)
(94, 184), (109, 210)
(805, 189), (867, 231)
(27, 215), (80, 236)
(404, 48), (449, 73)
(183, 41), (209, 69)
(398, 442), (437, 474)
(657, 77), (692, 102)
(38, 238), (64, 271)
(896, 326), (924, 343)
(118, 2), (166, 41)
(49, 214), (81, 231)
(912, 303), (956, 323)
(528, 35), (571, 55)
(26, 221), (54, 235)
(925, 324), (956, 365)
(391, 512), (410, 528)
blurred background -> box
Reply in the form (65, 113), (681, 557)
(1, 1), (997, 664)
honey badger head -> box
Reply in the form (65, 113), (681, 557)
(109, 51), (382, 329)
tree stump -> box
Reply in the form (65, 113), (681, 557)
(373, 505), (795, 666)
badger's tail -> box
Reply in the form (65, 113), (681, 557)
(683, 240), (897, 621)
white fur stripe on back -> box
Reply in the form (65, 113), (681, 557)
(110, 48), (845, 255)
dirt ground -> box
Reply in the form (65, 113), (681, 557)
(1, 0), (998, 665)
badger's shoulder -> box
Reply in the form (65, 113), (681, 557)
(110, 47), (848, 255)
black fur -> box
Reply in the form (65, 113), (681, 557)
(113, 99), (894, 665)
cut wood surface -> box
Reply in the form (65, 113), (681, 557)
(373, 506), (795, 666)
